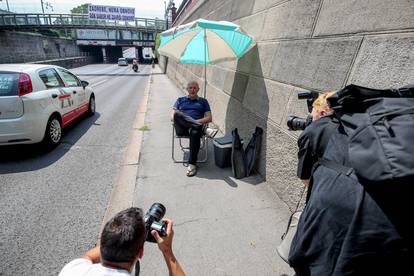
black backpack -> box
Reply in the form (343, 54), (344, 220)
(325, 84), (414, 182)
(231, 127), (263, 179)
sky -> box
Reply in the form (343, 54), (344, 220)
(0, 0), (183, 19)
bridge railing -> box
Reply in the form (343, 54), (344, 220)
(0, 13), (167, 31)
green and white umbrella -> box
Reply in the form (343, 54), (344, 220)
(158, 19), (255, 96)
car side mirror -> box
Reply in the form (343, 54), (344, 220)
(81, 80), (89, 88)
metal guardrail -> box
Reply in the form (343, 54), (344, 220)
(0, 13), (167, 31)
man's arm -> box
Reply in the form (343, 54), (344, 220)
(172, 98), (180, 122)
(81, 245), (101, 263)
(195, 111), (212, 124)
(171, 109), (176, 122)
(152, 219), (185, 276)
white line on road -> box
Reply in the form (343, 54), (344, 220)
(90, 79), (108, 88)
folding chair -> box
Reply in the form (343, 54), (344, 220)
(171, 124), (208, 163)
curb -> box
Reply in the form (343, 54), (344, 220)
(98, 66), (153, 235)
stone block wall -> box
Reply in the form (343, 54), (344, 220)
(0, 31), (83, 63)
(162, 0), (414, 209)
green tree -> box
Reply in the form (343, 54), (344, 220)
(70, 3), (89, 14)
(154, 33), (161, 59)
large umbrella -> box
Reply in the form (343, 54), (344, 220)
(158, 18), (255, 97)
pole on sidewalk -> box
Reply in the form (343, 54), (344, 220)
(203, 28), (207, 98)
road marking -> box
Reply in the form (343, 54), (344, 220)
(98, 67), (152, 235)
(91, 79), (108, 88)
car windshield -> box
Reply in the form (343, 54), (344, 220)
(119, 58), (126, 61)
(0, 72), (19, 96)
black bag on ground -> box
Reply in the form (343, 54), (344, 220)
(244, 126), (263, 177)
(231, 128), (246, 179)
(327, 83), (414, 182)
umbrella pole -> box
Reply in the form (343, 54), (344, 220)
(204, 28), (207, 98)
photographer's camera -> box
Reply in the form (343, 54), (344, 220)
(144, 203), (167, 243)
(287, 91), (319, 131)
(287, 115), (312, 131)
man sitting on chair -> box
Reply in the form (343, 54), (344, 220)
(172, 81), (218, 177)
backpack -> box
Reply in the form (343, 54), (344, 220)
(231, 127), (263, 179)
(244, 126), (263, 176)
(231, 128), (246, 179)
(326, 84), (414, 182)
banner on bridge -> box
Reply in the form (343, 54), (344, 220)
(76, 29), (116, 40)
(76, 40), (116, 46)
(88, 4), (135, 22)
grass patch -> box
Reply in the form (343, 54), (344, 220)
(138, 125), (151, 131)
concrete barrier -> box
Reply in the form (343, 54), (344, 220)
(30, 56), (96, 69)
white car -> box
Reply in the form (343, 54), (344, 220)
(0, 64), (95, 148)
(117, 58), (128, 66)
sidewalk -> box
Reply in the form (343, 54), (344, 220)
(133, 66), (294, 276)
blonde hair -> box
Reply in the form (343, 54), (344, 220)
(312, 91), (335, 113)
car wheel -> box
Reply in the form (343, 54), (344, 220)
(88, 95), (95, 116)
(43, 116), (62, 148)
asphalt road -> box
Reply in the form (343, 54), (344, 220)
(0, 63), (150, 276)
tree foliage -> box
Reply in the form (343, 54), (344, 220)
(70, 3), (89, 14)
(155, 33), (161, 59)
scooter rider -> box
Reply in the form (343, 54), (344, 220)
(132, 58), (139, 72)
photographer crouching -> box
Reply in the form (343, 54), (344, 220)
(59, 204), (185, 276)
(287, 87), (411, 275)
(292, 91), (336, 188)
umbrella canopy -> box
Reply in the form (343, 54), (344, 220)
(158, 19), (255, 64)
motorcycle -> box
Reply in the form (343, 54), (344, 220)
(132, 59), (139, 72)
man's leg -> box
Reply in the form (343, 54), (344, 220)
(174, 111), (203, 130)
(174, 111), (218, 138)
(173, 120), (189, 137)
(188, 127), (202, 165)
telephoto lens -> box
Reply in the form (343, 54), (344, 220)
(287, 115), (312, 131)
(144, 203), (167, 242)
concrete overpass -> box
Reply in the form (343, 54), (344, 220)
(0, 13), (167, 32)
(74, 28), (157, 63)
(0, 13), (167, 64)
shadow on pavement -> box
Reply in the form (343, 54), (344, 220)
(77, 72), (165, 77)
(0, 112), (100, 174)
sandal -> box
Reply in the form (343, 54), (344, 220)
(205, 127), (218, 139)
(186, 164), (197, 177)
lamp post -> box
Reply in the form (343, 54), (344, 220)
(40, 0), (45, 13)
(164, 1), (168, 29)
(4, 0), (10, 12)
(40, 0), (53, 14)
(40, 0), (53, 25)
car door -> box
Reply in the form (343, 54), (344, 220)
(38, 68), (75, 124)
(56, 68), (86, 123)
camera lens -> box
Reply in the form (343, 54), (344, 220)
(287, 115), (312, 131)
(144, 203), (166, 225)
(144, 203), (167, 243)
(147, 203), (165, 221)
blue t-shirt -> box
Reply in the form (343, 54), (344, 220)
(173, 96), (211, 120)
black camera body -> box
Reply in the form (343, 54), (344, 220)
(287, 91), (319, 131)
(144, 203), (167, 243)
